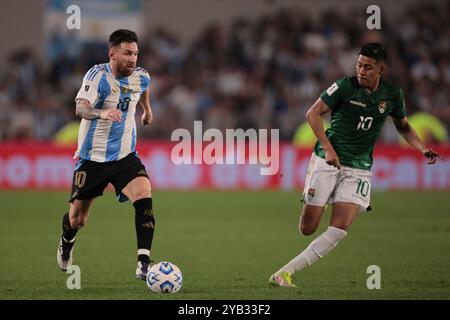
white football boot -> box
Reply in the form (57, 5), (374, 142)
(57, 237), (75, 272)
(135, 261), (150, 280)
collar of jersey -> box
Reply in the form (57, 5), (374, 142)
(361, 79), (384, 97)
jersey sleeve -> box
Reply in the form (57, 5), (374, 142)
(389, 88), (407, 119)
(319, 77), (352, 110)
(75, 65), (103, 105)
(139, 69), (151, 93)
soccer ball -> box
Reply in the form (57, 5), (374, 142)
(146, 261), (182, 293)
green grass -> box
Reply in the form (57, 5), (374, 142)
(0, 190), (449, 299)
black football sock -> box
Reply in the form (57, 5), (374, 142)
(134, 198), (155, 264)
(62, 212), (78, 243)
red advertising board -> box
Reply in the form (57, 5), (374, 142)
(0, 142), (449, 190)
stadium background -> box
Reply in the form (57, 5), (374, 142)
(0, 0), (449, 300)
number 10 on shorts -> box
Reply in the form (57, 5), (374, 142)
(356, 179), (370, 197)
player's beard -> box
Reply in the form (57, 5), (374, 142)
(118, 63), (135, 77)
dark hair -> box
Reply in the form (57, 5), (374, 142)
(359, 42), (387, 62)
(109, 29), (138, 47)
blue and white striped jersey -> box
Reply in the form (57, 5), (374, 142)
(74, 63), (150, 162)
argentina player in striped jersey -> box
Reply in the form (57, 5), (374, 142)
(57, 29), (156, 280)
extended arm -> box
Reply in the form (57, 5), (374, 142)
(392, 116), (445, 164)
(139, 88), (153, 126)
(306, 98), (341, 169)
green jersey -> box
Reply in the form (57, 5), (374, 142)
(314, 76), (406, 170)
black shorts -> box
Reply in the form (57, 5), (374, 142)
(70, 153), (149, 203)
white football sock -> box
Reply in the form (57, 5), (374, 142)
(138, 249), (150, 257)
(278, 226), (347, 275)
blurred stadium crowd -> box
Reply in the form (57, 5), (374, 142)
(0, 1), (448, 144)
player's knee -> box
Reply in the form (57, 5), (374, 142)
(299, 214), (318, 236)
(69, 211), (89, 229)
(299, 205), (324, 235)
(132, 186), (152, 202)
(133, 192), (151, 202)
(299, 223), (316, 236)
(70, 217), (85, 229)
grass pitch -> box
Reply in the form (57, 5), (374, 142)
(0, 190), (449, 300)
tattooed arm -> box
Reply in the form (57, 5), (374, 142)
(75, 98), (122, 122)
(75, 98), (100, 119)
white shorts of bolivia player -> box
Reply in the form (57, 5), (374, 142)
(302, 153), (372, 213)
